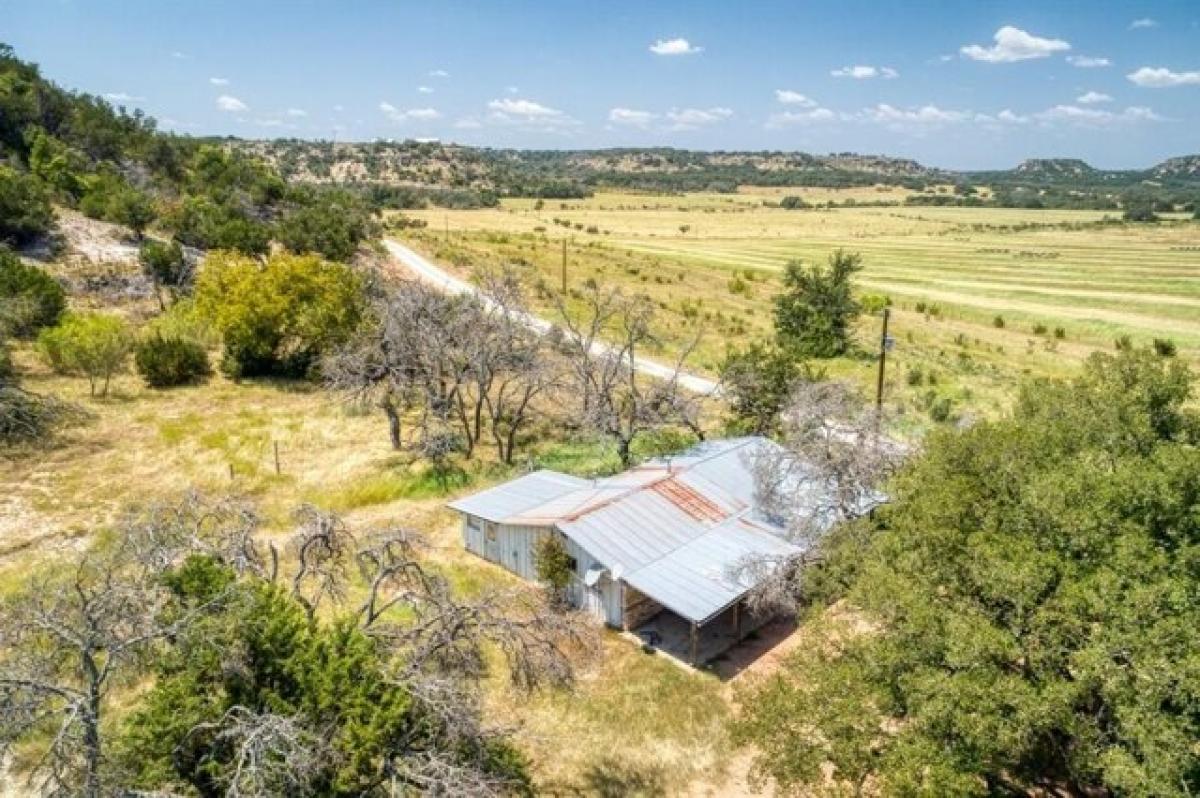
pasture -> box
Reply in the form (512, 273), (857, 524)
(399, 188), (1200, 426)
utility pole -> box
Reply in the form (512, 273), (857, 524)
(875, 307), (892, 412)
(561, 238), (567, 293)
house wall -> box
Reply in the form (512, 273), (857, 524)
(460, 514), (622, 627)
(460, 515), (547, 582)
(563, 535), (623, 627)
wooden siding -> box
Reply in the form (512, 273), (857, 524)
(563, 535), (623, 627)
(461, 515), (548, 582)
(460, 513), (622, 627)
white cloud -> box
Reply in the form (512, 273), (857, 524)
(486, 98), (578, 129)
(333, 104), (344, 112)
(997, 109), (1029, 124)
(103, 92), (144, 103)
(831, 65), (897, 79)
(1127, 66), (1200, 87)
(505, 85), (520, 94)
(209, 77), (230, 86)
(170, 51), (188, 59)
(1076, 91), (1112, 104)
(1130, 18), (1158, 29)
(429, 69), (449, 77)
(487, 98), (562, 118)
(608, 107), (657, 128)
(453, 117), (482, 129)
(286, 108), (308, 117)
(649, 37), (703, 56)
(417, 86), (434, 94)
(863, 103), (973, 127)
(960, 26), (1070, 63)
(1067, 55), (1111, 68)
(664, 107), (733, 130)
(380, 101), (442, 122)
(216, 95), (248, 112)
(1033, 104), (1163, 125)
(775, 89), (817, 106)
(766, 108), (838, 128)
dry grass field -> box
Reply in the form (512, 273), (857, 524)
(0, 342), (737, 794)
(398, 188), (1200, 428)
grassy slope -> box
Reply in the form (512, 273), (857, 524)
(0, 338), (734, 793)
(398, 188), (1199, 427)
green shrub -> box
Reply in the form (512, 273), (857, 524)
(195, 251), (364, 378)
(38, 312), (133, 396)
(928, 395), (953, 423)
(1032, 323), (1048, 335)
(0, 166), (54, 246)
(168, 196), (271, 255)
(993, 315), (1005, 329)
(1054, 326), (1066, 339)
(1153, 338), (1177, 357)
(276, 189), (377, 261)
(134, 334), (211, 388)
(0, 248), (66, 336)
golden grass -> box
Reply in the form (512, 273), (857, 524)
(394, 189), (1200, 427)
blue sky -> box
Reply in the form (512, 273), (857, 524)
(4, 0), (1199, 169)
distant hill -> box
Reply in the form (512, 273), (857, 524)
(1152, 155), (1200, 179)
(1013, 158), (1098, 178)
(229, 140), (952, 195)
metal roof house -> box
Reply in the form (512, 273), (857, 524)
(449, 437), (811, 665)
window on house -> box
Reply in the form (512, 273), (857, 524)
(485, 523), (497, 542)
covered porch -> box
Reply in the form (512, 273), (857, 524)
(626, 600), (775, 666)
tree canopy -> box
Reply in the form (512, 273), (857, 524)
(195, 251), (364, 378)
(734, 346), (1200, 796)
(774, 249), (863, 358)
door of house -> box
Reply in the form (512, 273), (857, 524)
(584, 580), (604, 620)
(483, 522), (500, 562)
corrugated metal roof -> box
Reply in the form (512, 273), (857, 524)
(449, 437), (857, 624)
(550, 437), (772, 576)
(447, 470), (588, 524)
(623, 515), (802, 623)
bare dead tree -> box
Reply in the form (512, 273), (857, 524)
(555, 282), (702, 467)
(0, 534), (223, 798)
(182, 706), (329, 798)
(475, 268), (560, 464)
(122, 490), (275, 580)
(355, 527), (595, 693)
(738, 379), (908, 615)
(323, 278), (474, 455)
(289, 504), (356, 621)
(326, 271), (559, 467)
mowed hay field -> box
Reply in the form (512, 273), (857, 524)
(399, 188), (1200, 425)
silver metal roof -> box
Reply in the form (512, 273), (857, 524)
(446, 470), (588, 524)
(623, 514), (801, 624)
(449, 437), (840, 624)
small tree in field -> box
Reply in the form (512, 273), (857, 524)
(139, 239), (189, 309)
(535, 533), (574, 607)
(774, 249), (863, 358)
(38, 312), (133, 397)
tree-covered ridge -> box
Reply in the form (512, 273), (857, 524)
(0, 43), (376, 259)
(234, 136), (1200, 210)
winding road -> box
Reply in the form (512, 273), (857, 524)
(383, 238), (721, 396)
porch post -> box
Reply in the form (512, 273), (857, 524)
(690, 621), (698, 665)
(733, 600), (741, 640)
